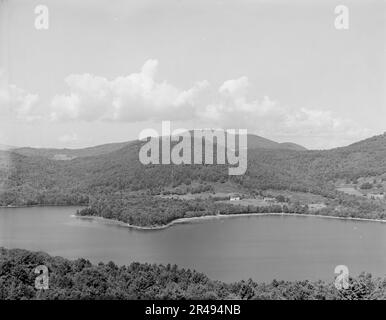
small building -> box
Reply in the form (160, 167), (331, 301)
(263, 197), (276, 203)
(309, 203), (327, 211)
(230, 196), (240, 201)
(367, 193), (384, 200)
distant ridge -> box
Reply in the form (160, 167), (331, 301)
(2, 132), (386, 207)
(0, 144), (16, 151)
(11, 134), (307, 160)
(342, 132), (386, 152)
(13, 141), (135, 159)
(246, 135), (307, 151)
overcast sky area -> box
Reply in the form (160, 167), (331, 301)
(0, 0), (385, 149)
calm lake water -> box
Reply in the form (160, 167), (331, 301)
(1, 206), (386, 283)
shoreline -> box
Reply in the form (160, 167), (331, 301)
(0, 204), (86, 209)
(2, 204), (385, 229)
(74, 211), (386, 230)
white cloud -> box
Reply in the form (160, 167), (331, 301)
(9, 60), (369, 148)
(0, 82), (40, 121)
(198, 76), (372, 148)
(219, 76), (249, 100)
(50, 59), (209, 122)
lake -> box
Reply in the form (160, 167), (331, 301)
(1, 206), (386, 283)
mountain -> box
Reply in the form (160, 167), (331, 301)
(1, 133), (386, 206)
(339, 132), (386, 153)
(278, 142), (307, 151)
(13, 141), (135, 159)
(0, 144), (16, 151)
(11, 134), (306, 161)
(246, 135), (306, 151)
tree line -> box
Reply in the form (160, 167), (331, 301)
(1, 248), (385, 300)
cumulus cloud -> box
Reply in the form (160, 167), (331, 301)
(198, 76), (372, 148)
(0, 79), (40, 121)
(50, 59), (209, 122)
(219, 76), (249, 100)
(44, 60), (374, 147)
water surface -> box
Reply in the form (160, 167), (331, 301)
(1, 206), (386, 282)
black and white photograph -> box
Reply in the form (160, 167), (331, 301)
(0, 0), (386, 310)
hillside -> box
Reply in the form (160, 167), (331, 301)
(2, 247), (383, 300)
(13, 141), (135, 160)
(246, 135), (306, 151)
(11, 134), (306, 161)
(1, 133), (386, 211)
(0, 144), (16, 151)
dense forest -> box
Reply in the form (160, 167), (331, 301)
(1, 248), (385, 300)
(2, 133), (386, 201)
(76, 191), (386, 227)
(1, 133), (386, 225)
(77, 194), (311, 227)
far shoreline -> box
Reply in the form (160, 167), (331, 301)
(2, 204), (385, 229)
(0, 204), (86, 209)
(74, 211), (386, 231)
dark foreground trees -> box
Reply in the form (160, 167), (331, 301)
(1, 248), (385, 300)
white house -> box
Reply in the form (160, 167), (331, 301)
(367, 193), (384, 200)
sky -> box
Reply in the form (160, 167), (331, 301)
(0, 0), (385, 149)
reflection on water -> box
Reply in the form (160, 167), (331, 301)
(1, 206), (386, 282)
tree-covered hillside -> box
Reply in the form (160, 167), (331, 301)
(1, 248), (385, 300)
(1, 133), (386, 220)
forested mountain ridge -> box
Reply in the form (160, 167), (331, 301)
(11, 133), (306, 161)
(13, 140), (135, 159)
(1, 133), (386, 209)
(243, 134), (307, 151)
